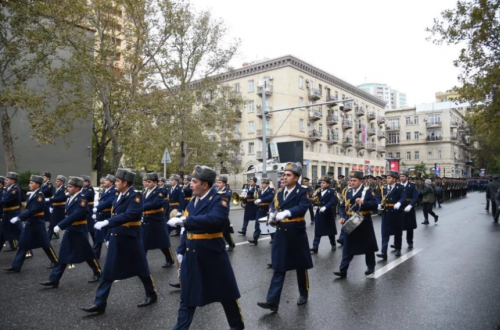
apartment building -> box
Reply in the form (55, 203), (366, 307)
(358, 83), (407, 109)
(213, 55), (388, 186)
(384, 102), (472, 178)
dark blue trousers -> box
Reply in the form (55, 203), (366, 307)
(173, 299), (244, 330)
(144, 248), (175, 264)
(93, 275), (156, 307)
(312, 235), (336, 248)
(405, 229), (414, 245)
(49, 259), (101, 282)
(12, 245), (57, 270)
(93, 242), (103, 260)
(266, 270), (309, 306)
(339, 247), (375, 273)
(382, 234), (401, 253)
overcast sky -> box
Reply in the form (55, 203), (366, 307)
(189, 0), (462, 106)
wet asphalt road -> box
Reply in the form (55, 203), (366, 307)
(1, 191), (500, 330)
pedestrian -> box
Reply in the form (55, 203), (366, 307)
(421, 179), (439, 224)
(310, 176), (338, 253)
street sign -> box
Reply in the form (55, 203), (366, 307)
(304, 160), (310, 166)
(161, 148), (172, 164)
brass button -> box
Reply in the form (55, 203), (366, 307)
(285, 229), (287, 231)
(186, 248), (189, 251)
(193, 250), (196, 253)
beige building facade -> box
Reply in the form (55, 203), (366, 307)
(384, 103), (472, 178)
(215, 56), (388, 186)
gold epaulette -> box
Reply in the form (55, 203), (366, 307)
(301, 185), (308, 189)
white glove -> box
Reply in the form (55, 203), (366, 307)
(105, 241), (109, 247)
(320, 206), (326, 213)
(394, 202), (401, 210)
(378, 204), (384, 211)
(276, 210), (291, 221)
(254, 199), (261, 205)
(167, 217), (184, 227)
(54, 226), (61, 234)
(180, 227), (185, 234)
(49, 207), (53, 213)
(65, 192), (70, 196)
(45, 198), (50, 202)
(10, 216), (20, 224)
(313, 206), (318, 212)
(177, 254), (183, 263)
(94, 220), (109, 230)
(404, 205), (412, 212)
(93, 207), (98, 213)
(92, 214), (97, 220)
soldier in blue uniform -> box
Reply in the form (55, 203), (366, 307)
(3, 175), (59, 272)
(248, 178), (275, 245)
(257, 162), (312, 312)
(398, 171), (420, 249)
(39, 177), (102, 287)
(41, 172), (54, 223)
(81, 169), (157, 314)
(310, 176), (338, 253)
(1, 174), (24, 253)
(47, 175), (68, 240)
(159, 177), (169, 217)
(334, 171), (378, 278)
(183, 175), (193, 211)
(167, 174), (185, 237)
(238, 177), (258, 236)
(92, 174), (117, 259)
(168, 165), (244, 330)
(376, 171), (406, 259)
(142, 172), (175, 268)
(216, 176), (236, 252)
(81, 175), (96, 244)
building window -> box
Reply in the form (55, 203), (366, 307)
(248, 80), (254, 92)
(299, 76), (304, 89)
(299, 97), (304, 109)
(248, 121), (254, 133)
(319, 144), (323, 153)
(428, 151), (432, 159)
(388, 133), (400, 144)
(312, 165), (318, 182)
(321, 165), (326, 176)
(388, 152), (393, 158)
(388, 118), (400, 129)
(428, 114), (441, 125)
(415, 151), (419, 160)
(335, 147), (339, 155)
(299, 119), (304, 131)
(318, 124), (323, 133)
(396, 152), (400, 158)
(406, 117), (411, 125)
(414, 131), (419, 140)
(406, 132), (411, 140)
(406, 152), (411, 160)
(248, 142), (254, 154)
(234, 83), (240, 92)
(248, 100), (254, 113)
(414, 116), (419, 124)
(438, 150), (442, 159)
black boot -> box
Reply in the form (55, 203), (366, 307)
(257, 301), (278, 312)
(137, 294), (157, 307)
(80, 305), (105, 314)
(39, 280), (59, 288)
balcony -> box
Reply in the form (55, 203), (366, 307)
(450, 121), (459, 128)
(256, 150), (269, 160)
(342, 120), (353, 130)
(355, 141), (365, 149)
(368, 112), (376, 120)
(377, 117), (385, 125)
(308, 130), (322, 142)
(355, 107), (365, 117)
(367, 143), (377, 151)
(256, 128), (273, 140)
(458, 123), (468, 131)
(341, 102), (353, 112)
(386, 125), (400, 131)
(308, 108), (323, 121)
(426, 135), (443, 142)
(342, 138), (353, 147)
(377, 131), (387, 139)
(257, 82), (273, 96)
(355, 125), (362, 133)
(327, 135), (339, 144)
(451, 135), (460, 143)
(256, 107), (273, 119)
(325, 95), (338, 106)
(426, 121), (442, 128)
(326, 114), (339, 125)
(235, 110), (242, 122)
(308, 88), (322, 101)
(368, 127), (377, 136)
(377, 146), (386, 153)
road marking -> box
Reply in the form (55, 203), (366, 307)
(367, 248), (423, 279)
(226, 236), (272, 248)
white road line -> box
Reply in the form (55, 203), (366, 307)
(367, 248), (423, 279)
(226, 236), (272, 248)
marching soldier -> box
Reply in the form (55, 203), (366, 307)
(486, 174), (500, 219)
(0, 173), (23, 253)
(81, 175), (96, 244)
(159, 177), (169, 217)
(167, 174), (185, 237)
(92, 174), (117, 259)
(39, 177), (102, 287)
(41, 172), (54, 223)
(81, 169), (157, 314)
(183, 175), (193, 211)
(334, 171), (378, 278)
(168, 165), (245, 330)
(398, 171), (420, 249)
(376, 171), (406, 259)
(141, 172), (175, 268)
(310, 176), (338, 253)
(239, 177), (258, 236)
(301, 177), (315, 224)
(47, 175), (68, 240)
(216, 176), (236, 252)
(3, 175), (59, 273)
(257, 162), (312, 312)
(248, 178), (275, 246)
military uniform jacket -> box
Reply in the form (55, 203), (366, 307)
(270, 184), (313, 272)
(18, 189), (51, 249)
(377, 184), (406, 236)
(142, 185), (171, 250)
(400, 182), (419, 231)
(243, 185), (258, 221)
(41, 181), (54, 198)
(0, 186), (5, 218)
(256, 187), (275, 218)
(50, 186), (68, 210)
(314, 187), (338, 237)
(0, 184), (23, 240)
(183, 184), (193, 211)
(218, 188), (234, 234)
(81, 185), (96, 232)
(339, 185), (378, 255)
(177, 188), (241, 307)
(94, 186), (117, 244)
(167, 185), (185, 214)
(102, 187), (150, 281)
(57, 193), (96, 263)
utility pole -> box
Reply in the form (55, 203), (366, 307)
(262, 80), (268, 178)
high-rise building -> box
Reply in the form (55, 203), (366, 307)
(358, 83), (407, 109)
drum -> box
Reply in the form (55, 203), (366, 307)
(341, 212), (364, 235)
(258, 216), (276, 235)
